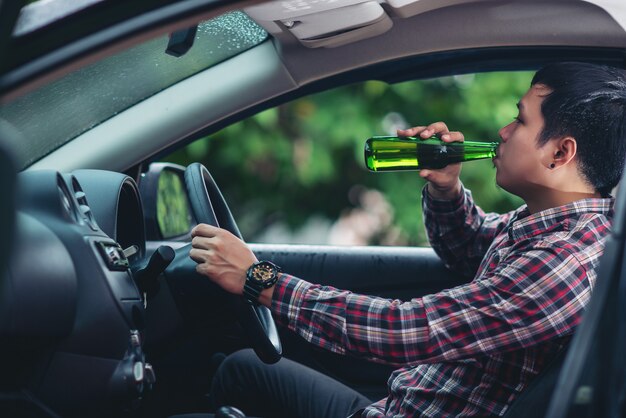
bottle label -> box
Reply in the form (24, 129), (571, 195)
(417, 142), (465, 169)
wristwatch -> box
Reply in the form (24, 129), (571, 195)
(243, 261), (282, 304)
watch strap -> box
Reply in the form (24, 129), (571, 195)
(243, 280), (263, 304)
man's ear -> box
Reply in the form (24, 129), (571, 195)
(551, 136), (577, 168)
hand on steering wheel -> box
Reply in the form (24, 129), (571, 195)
(184, 162), (282, 364)
(190, 223), (255, 296)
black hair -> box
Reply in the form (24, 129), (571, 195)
(531, 62), (626, 196)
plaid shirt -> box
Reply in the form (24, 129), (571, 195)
(270, 185), (613, 417)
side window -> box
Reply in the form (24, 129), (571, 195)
(165, 72), (531, 246)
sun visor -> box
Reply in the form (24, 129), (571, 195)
(246, 1), (392, 48)
(288, 2), (392, 48)
(244, 0), (491, 48)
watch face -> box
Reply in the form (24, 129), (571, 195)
(244, 261), (281, 302)
(252, 262), (276, 283)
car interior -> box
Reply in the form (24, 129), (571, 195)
(0, 0), (625, 417)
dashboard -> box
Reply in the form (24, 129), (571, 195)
(0, 160), (248, 418)
(2, 169), (151, 416)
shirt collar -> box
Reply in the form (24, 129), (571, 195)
(509, 197), (615, 241)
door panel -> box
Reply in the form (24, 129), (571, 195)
(250, 243), (467, 299)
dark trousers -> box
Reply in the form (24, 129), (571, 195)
(205, 348), (373, 418)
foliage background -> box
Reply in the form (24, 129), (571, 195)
(165, 72), (531, 246)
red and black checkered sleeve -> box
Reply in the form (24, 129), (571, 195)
(422, 184), (515, 278)
(271, 245), (590, 366)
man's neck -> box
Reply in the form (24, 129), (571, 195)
(525, 189), (603, 214)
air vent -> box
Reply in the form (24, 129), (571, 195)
(71, 177), (99, 231)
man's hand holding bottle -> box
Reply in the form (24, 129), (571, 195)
(398, 122), (463, 200)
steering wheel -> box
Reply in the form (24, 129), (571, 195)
(184, 162), (282, 364)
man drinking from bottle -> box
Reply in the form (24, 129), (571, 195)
(187, 62), (626, 418)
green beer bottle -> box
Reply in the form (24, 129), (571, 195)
(364, 136), (499, 172)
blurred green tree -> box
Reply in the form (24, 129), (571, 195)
(166, 71), (531, 246)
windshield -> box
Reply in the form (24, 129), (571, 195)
(0, 11), (268, 169)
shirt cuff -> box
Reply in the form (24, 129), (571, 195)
(270, 273), (312, 328)
(422, 183), (467, 213)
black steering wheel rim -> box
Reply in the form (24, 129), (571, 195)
(184, 162), (282, 364)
